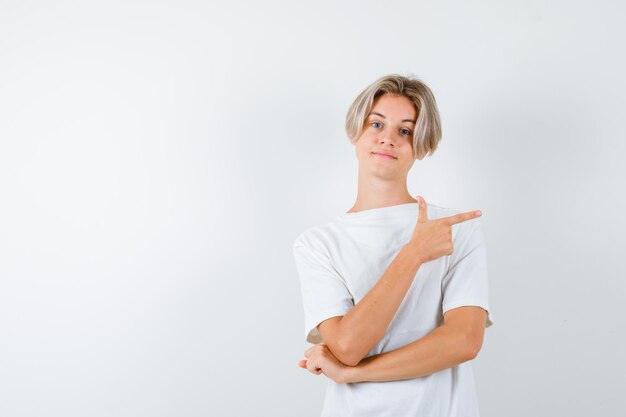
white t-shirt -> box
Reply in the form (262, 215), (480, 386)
(292, 202), (493, 417)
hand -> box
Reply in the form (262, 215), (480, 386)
(407, 196), (482, 264)
(297, 343), (350, 384)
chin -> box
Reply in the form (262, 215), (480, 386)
(367, 166), (403, 179)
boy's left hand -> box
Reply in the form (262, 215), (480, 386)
(298, 343), (350, 384)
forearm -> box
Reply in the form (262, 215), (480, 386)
(343, 323), (474, 383)
(333, 244), (422, 364)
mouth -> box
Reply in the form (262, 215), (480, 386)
(372, 152), (397, 160)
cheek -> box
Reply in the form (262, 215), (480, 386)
(356, 138), (374, 154)
(399, 141), (413, 153)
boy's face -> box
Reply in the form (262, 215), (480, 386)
(355, 93), (418, 181)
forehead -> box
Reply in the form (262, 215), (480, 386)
(369, 93), (417, 120)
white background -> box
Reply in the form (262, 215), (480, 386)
(1, 1), (625, 416)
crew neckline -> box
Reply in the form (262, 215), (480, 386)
(337, 202), (419, 220)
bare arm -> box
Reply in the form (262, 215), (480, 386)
(318, 245), (423, 366)
(299, 306), (488, 383)
(317, 197), (482, 366)
(340, 306), (488, 382)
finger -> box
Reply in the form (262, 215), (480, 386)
(304, 346), (315, 358)
(306, 344), (324, 356)
(306, 359), (320, 374)
(443, 210), (482, 226)
(417, 195), (428, 223)
(298, 359), (307, 368)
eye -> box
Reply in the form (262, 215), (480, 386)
(400, 128), (412, 136)
(371, 121), (382, 128)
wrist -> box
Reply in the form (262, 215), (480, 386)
(341, 363), (361, 384)
(401, 242), (424, 268)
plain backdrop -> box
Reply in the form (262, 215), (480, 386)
(1, 1), (625, 416)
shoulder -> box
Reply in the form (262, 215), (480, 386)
(293, 221), (339, 253)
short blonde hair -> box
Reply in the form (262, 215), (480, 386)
(345, 74), (442, 159)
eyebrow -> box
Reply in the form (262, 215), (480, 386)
(369, 112), (416, 124)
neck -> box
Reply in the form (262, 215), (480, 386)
(347, 171), (417, 213)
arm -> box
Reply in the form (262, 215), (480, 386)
(317, 244), (423, 366)
(342, 306), (488, 383)
(317, 199), (481, 367)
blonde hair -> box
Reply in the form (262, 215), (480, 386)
(345, 74), (442, 159)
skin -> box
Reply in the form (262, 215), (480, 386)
(297, 92), (487, 383)
(348, 93), (422, 213)
(298, 305), (487, 384)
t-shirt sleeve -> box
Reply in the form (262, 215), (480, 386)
(292, 241), (355, 344)
(441, 217), (494, 328)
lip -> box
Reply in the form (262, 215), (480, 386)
(372, 152), (397, 160)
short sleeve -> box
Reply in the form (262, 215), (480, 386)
(441, 218), (494, 328)
(292, 241), (354, 344)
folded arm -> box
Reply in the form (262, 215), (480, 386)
(314, 205), (482, 367)
(341, 306), (488, 383)
(317, 244), (423, 366)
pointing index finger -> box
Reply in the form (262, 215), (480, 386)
(443, 210), (482, 225)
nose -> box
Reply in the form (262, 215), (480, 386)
(378, 132), (396, 146)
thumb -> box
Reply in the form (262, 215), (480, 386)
(417, 195), (428, 223)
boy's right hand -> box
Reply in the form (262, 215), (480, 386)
(407, 196), (482, 264)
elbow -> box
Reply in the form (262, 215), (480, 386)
(341, 354), (362, 367)
(463, 335), (483, 361)
(465, 345), (480, 361)
(319, 318), (370, 366)
(333, 339), (365, 367)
